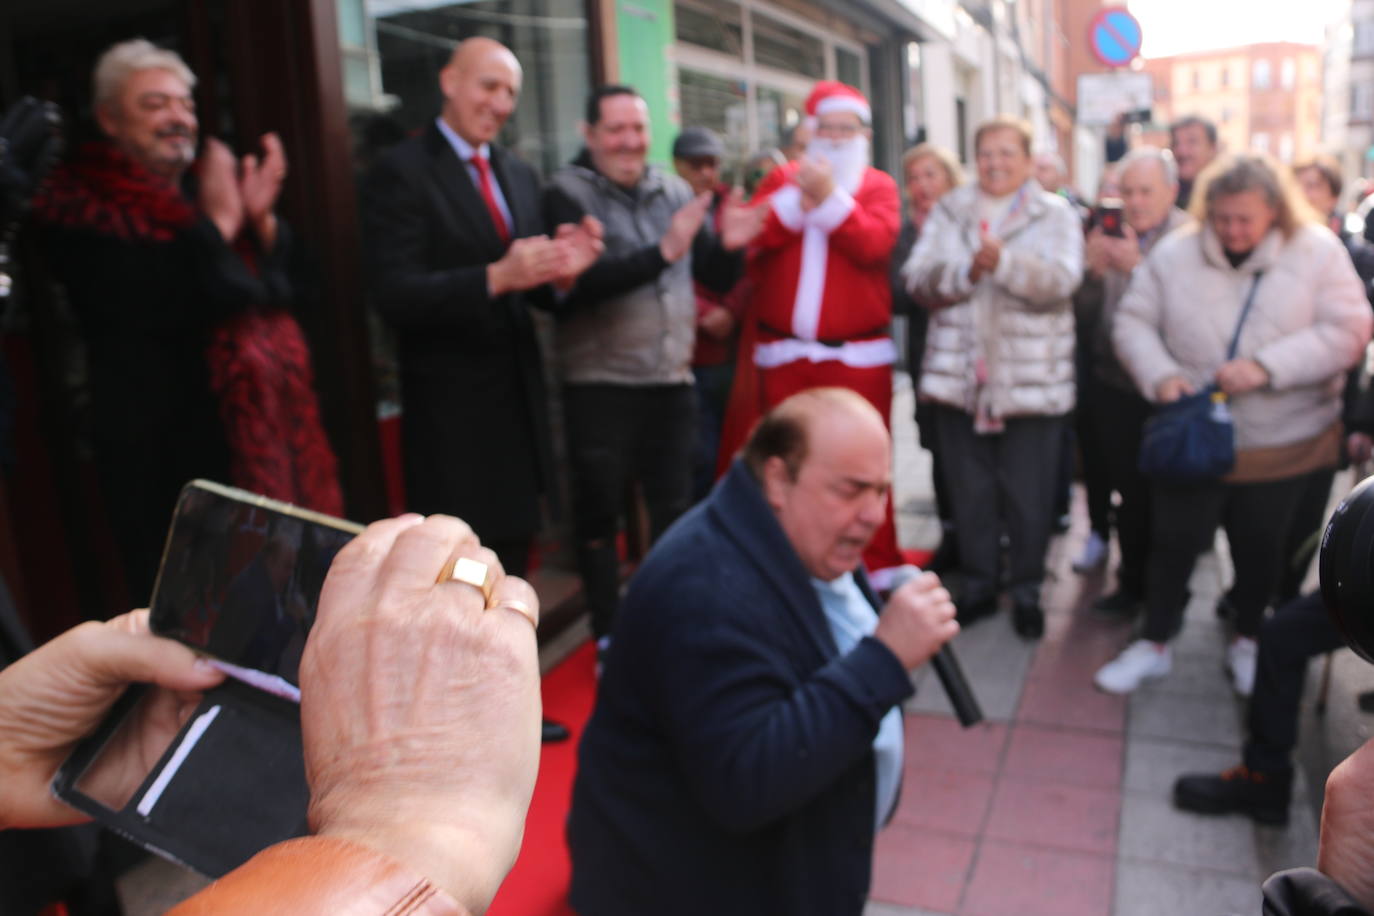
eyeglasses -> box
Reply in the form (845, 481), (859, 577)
(815, 121), (862, 138)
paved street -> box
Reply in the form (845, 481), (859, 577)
(871, 371), (1372, 915)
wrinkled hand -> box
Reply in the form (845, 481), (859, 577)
(1348, 432), (1374, 466)
(1216, 358), (1269, 395)
(796, 156), (835, 211)
(660, 192), (711, 263)
(198, 137), (244, 243)
(551, 215), (604, 290)
(0, 609), (225, 829)
(874, 572), (959, 671)
(698, 304), (735, 340)
(717, 189), (765, 251)
(239, 132), (287, 248)
(488, 235), (567, 295)
(302, 514), (540, 916)
(968, 231), (1002, 283)
(1155, 375), (1196, 403)
(1318, 736), (1374, 911)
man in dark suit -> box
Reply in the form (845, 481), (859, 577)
(362, 37), (598, 743)
(568, 388), (960, 915)
(362, 37), (598, 579)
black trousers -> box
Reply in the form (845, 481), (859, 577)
(1143, 474), (1309, 642)
(1074, 405), (1112, 537)
(914, 398), (952, 523)
(564, 383), (695, 638)
(1278, 468), (1337, 603)
(933, 405), (1064, 608)
(1244, 591), (1345, 773)
(1090, 383), (1153, 596)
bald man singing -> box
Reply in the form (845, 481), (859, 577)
(362, 38), (600, 743)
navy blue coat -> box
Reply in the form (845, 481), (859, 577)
(568, 461), (916, 915)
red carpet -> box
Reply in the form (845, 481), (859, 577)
(487, 641), (598, 916)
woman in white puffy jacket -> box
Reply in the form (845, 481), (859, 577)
(901, 117), (1084, 640)
(1094, 154), (1372, 697)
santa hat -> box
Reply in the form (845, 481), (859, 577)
(803, 81), (871, 129)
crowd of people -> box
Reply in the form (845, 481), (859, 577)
(6, 27), (1374, 916)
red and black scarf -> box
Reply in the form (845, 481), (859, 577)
(34, 142), (343, 516)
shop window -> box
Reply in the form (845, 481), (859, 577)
(348, 0), (592, 177)
(1356, 20), (1374, 57)
(836, 46), (863, 89)
(674, 0), (743, 59)
(1253, 58), (1271, 89)
(678, 67), (749, 169)
(756, 84), (807, 152)
(751, 11), (825, 79)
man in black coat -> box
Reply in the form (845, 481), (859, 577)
(568, 388), (959, 915)
(362, 37), (600, 579)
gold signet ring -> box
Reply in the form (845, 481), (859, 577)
(445, 556), (495, 605)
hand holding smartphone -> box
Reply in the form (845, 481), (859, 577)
(52, 481), (362, 876)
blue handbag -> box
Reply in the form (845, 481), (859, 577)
(1137, 273), (1263, 482)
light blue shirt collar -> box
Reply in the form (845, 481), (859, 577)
(810, 571), (905, 831)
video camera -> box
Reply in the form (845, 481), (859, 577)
(1319, 476), (1374, 661)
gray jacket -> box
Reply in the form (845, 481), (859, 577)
(546, 161), (698, 386)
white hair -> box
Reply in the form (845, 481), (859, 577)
(92, 39), (196, 111)
(1118, 145), (1178, 188)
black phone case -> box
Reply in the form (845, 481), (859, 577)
(52, 678), (309, 877)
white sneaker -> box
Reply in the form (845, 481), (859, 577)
(1094, 639), (1172, 694)
(1073, 531), (1108, 573)
(1228, 636), (1258, 697)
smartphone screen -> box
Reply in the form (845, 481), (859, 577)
(1097, 198), (1125, 238)
(148, 481), (363, 687)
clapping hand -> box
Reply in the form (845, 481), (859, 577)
(968, 229), (1002, 283)
(660, 192), (712, 263)
(795, 156), (835, 211)
(239, 132), (287, 249)
(552, 215), (605, 291)
(717, 189), (765, 251)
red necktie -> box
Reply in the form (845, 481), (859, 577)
(471, 154), (511, 244)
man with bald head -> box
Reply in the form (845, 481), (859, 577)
(363, 38), (599, 743)
(362, 39), (599, 583)
(569, 387), (959, 915)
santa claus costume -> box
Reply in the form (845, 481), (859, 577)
(721, 81), (912, 589)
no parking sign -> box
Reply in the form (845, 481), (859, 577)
(1088, 8), (1143, 68)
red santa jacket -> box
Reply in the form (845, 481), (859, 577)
(748, 161), (900, 351)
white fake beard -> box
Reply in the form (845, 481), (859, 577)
(806, 134), (869, 193)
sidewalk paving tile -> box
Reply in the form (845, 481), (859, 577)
(1122, 736), (1246, 796)
(983, 777), (1120, 855)
(892, 767), (998, 836)
(865, 902), (948, 916)
(1015, 677), (1127, 734)
(1128, 689), (1244, 748)
(1117, 793), (1261, 875)
(960, 841), (1113, 916)
(1002, 723), (1124, 790)
(1112, 860), (1261, 916)
(870, 824), (975, 913)
(902, 715), (1009, 774)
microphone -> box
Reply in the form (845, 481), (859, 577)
(931, 645), (983, 727)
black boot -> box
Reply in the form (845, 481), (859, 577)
(1173, 764), (1291, 826)
(1012, 602), (1044, 639)
(542, 718), (571, 743)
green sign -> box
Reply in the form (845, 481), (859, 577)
(616, 0), (676, 167)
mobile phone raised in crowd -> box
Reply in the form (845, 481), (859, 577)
(1096, 197), (1125, 238)
(52, 480), (363, 877)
